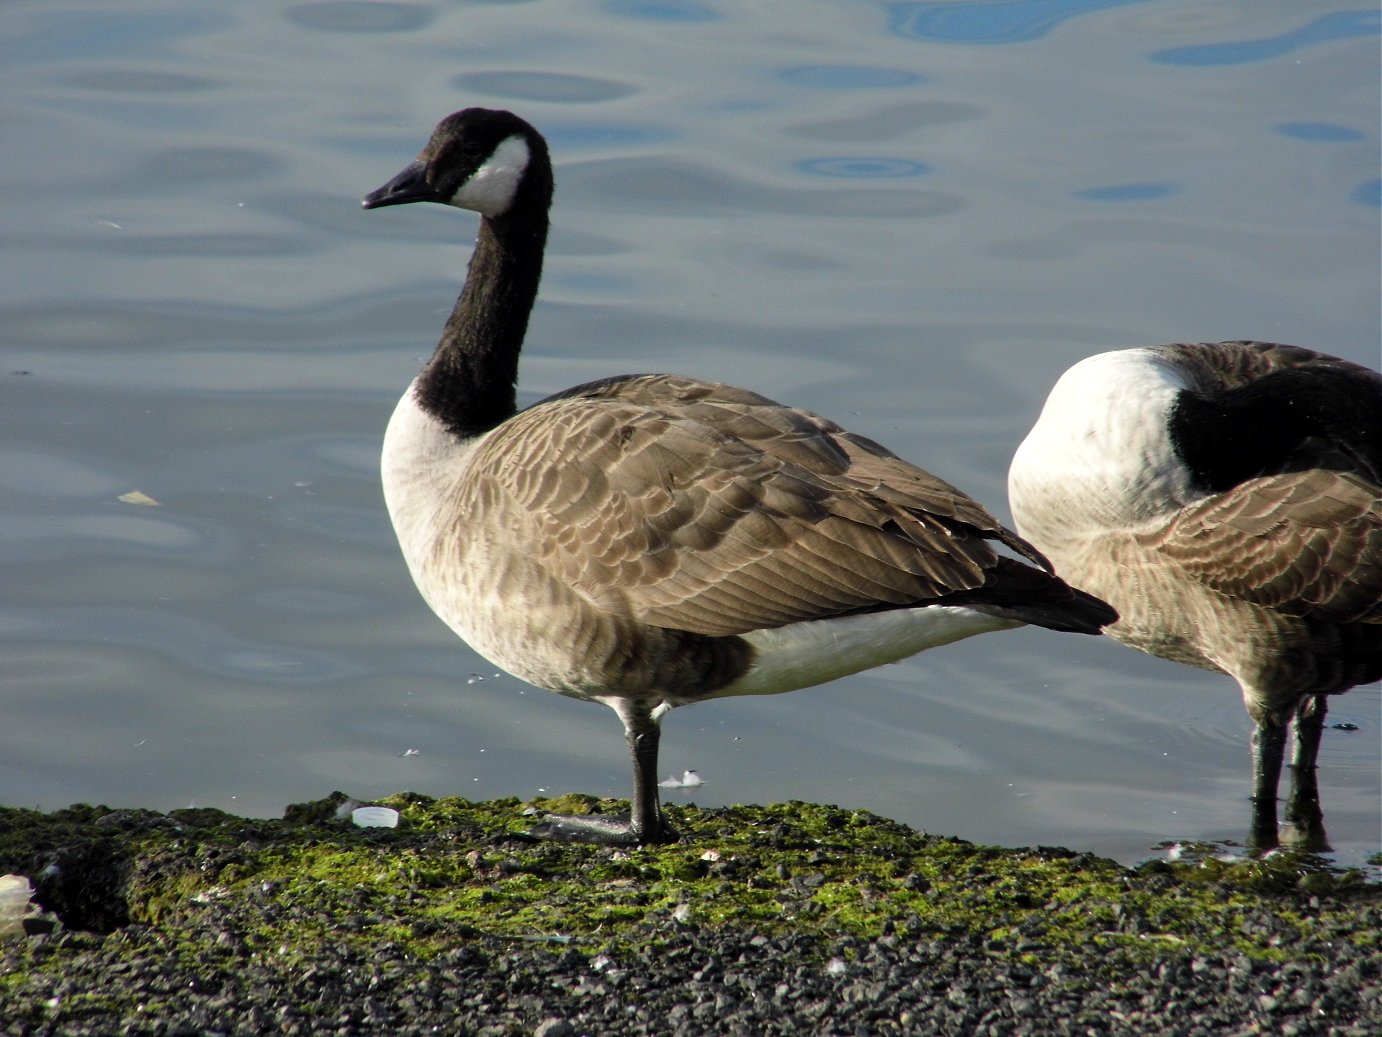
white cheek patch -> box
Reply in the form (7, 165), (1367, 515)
(449, 135), (531, 218)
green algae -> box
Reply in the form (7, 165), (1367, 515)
(1, 792), (1377, 977)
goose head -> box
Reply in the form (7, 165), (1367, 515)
(362, 108), (552, 221)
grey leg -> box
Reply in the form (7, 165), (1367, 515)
(1248, 720), (1286, 851)
(1283, 696), (1329, 851)
(526, 700), (679, 846)
(624, 706), (678, 844)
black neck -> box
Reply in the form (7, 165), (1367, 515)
(1170, 365), (1382, 492)
(414, 205), (550, 439)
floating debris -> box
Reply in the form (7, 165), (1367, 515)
(400, 748), (421, 757)
(118, 490), (161, 506)
(659, 769), (704, 789)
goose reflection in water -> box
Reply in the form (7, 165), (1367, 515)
(1010, 341), (1380, 852)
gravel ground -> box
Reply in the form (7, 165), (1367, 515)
(1, 796), (1377, 1036)
(4, 913), (1379, 1036)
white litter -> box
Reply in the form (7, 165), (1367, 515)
(0, 875), (40, 938)
(350, 806), (400, 828)
(118, 490), (161, 506)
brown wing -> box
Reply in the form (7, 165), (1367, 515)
(1138, 468), (1382, 624)
(463, 374), (1048, 637)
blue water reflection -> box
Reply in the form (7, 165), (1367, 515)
(1074, 183), (1178, 202)
(606, 0), (719, 23)
(544, 124), (675, 148)
(450, 70), (637, 103)
(4, 10), (227, 65)
(1150, 10), (1380, 66)
(888, 0), (1151, 45)
(1352, 179), (1382, 208)
(61, 69), (218, 94)
(284, 2), (435, 33)
(797, 157), (930, 179)
(5, 605), (362, 685)
(1275, 121), (1367, 143)
(780, 65), (925, 89)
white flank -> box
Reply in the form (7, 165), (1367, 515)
(450, 135), (531, 218)
(712, 606), (1022, 700)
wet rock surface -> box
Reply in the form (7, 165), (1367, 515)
(1, 793), (1377, 1036)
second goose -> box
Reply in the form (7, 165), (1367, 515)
(1009, 342), (1380, 848)
(363, 108), (1116, 845)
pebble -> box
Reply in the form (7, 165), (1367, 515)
(3, 907), (1378, 1036)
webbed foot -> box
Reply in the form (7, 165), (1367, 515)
(524, 811), (679, 846)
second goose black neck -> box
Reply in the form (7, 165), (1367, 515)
(1169, 364), (1382, 493)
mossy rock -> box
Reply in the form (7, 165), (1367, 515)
(1, 792), (1375, 964)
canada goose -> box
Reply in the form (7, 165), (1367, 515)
(1008, 342), (1381, 848)
(363, 108), (1116, 845)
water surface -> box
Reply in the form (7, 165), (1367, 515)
(2, 0), (1378, 869)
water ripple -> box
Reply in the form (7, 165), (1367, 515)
(544, 124), (674, 149)
(1351, 179), (1381, 208)
(606, 0), (719, 21)
(787, 101), (981, 143)
(797, 157), (930, 179)
(562, 155), (963, 218)
(780, 65), (924, 89)
(451, 70), (636, 103)
(131, 146), (287, 185)
(887, 0), (1153, 45)
(1074, 182), (1178, 202)
(7, 606), (363, 684)
(61, 68), (219, 94)
(5, 10), (229, 67)
(1150, 10), (1380, 66)
(1274, 121), (1367, 143)
(284, 2), (435, 33)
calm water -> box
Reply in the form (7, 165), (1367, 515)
(2, 1), (1378, 869)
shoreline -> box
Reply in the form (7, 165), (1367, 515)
(2, 792), (1378, 1035)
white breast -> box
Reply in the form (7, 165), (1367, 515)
(380, 383), (488, 616)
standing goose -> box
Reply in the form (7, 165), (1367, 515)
(364, 108), (1116, 845)
(1009, 342), (1381, 848)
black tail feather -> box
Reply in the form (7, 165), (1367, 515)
(952, 559), (1118, 635)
